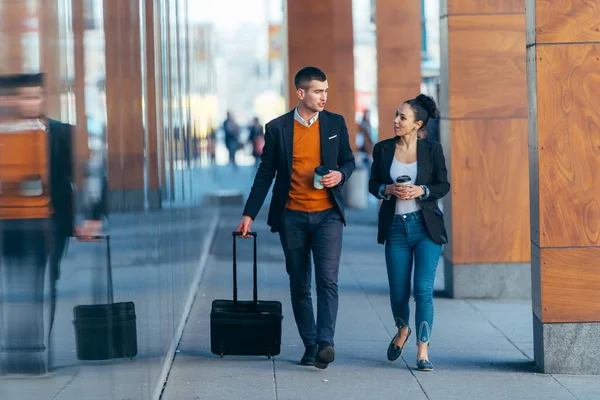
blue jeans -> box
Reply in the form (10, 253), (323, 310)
(385, 210), (442, 344)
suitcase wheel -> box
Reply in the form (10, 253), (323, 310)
(267, 352), (272, 360)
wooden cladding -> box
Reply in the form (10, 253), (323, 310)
(441, 1), (529, 267)
(530, 0), (600, 44)
(533, 246), (600, 323)
(376, 0), (421, 140)
(287, 0), (355, 146)
(449, 119), (530, 264)
(1, 0), (27, 73)
(103, 0), (145, 193)
(446, 15), (527, 119)
(534, 44), (600, 248)
(443, 0), (524, 16)
(528, 0), (600, 323)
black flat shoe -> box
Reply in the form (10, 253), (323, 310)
(387, 327), (411, 361)
(300, 345), (318, 365)
(314, 344), (335, 370)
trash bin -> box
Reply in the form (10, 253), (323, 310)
(342, 165), (369, 210)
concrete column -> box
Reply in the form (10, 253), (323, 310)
(440, 0), (531, 299)
(527, 0), (600, 374)
(375, 0), (421, 140)
(287, 0), (356, 148)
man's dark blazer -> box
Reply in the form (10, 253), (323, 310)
(369, 137), (450, 245)
(243, 109), (355, 233)
(48, 118), (75, 238)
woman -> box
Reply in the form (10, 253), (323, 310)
(369, 94), (450, 371)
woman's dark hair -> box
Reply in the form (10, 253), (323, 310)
(405, 94), (439, 133)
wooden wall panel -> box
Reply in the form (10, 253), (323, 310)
(103, 0), (144, 193)
(287, 0), (355, 147)
(538, 248), (600, 323)
(442, 1), (529, 273)
(72, 0), (88, 189)
(447, 0), (524, 16)
(535, 0), (600, 44)
(450, 119), (530, 264)
(144, 0), (160, 193)
(536, 44), (600, 248)
(0, 0), (27, 73)
(376, 0), (421, 140)
(39, 0), (61, 119)
(529, 0), (600, 326)
(448, 15), (527, 119)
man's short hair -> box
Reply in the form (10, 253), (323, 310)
(15, 73), (45, 88)
(294, 67), (327, 90)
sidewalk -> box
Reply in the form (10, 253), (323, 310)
(162, 206), (600, 400)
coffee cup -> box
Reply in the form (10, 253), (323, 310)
(396, 175), (411, 199)
(396, 175), (412, 186)
(314, 166), (330, 189)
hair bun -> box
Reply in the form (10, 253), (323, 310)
(415, 94), (439, 120)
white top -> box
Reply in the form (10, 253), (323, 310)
(294, 108), (319, 127)
(390, 158), (420, 215)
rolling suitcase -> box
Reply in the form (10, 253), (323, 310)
(72, 235), (138, 360)
(210, 231), (282, 358)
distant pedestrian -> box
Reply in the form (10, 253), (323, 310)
(369, 94), (449, 371)
(223, 111), (240, 168)
(247, 117), (264, 168)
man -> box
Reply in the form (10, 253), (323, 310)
(237, 67), (355, 369)
(0, 73), (74, 375)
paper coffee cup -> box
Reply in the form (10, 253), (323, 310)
(314, 166), (330, 189)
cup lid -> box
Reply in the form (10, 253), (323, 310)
(396, 175), (411, 183)
(314, 166), (329, 175)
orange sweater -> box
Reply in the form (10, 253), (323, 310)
(286, 119), (336, 212)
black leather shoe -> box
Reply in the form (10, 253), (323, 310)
(314, 344), (335, 370)
(300, 345), (318, 365)
(387, 327), (411, 361)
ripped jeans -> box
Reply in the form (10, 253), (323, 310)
(384, 211), (442, 344)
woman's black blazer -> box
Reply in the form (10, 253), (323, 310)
(369, 137), (450, 245)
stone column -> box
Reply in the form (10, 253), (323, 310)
(440, 0), (531, 298)
(527, 0), (600, 374)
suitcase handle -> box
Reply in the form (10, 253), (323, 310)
(232, 231), (257, 308)
(76, 234), (113, 304)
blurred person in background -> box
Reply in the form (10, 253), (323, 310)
(248, 116), (264, 169)
(356, 109), (374, 166)
(0, 73), (74, 375)
(223, 111), (240, 168)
